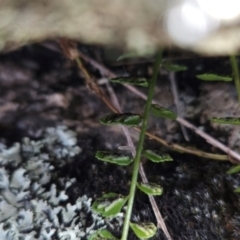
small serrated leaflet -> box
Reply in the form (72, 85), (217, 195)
(211, 117), (240, 125)
(162, 62), (187, 72)
(103, 196), (129, 217)
(92, 193), (128, 217)
(137, 182), (163, 195)
(88, 229), (119, 240)
(100, 113), (142, 126)
(110, 77), (148, 87)
(227, 165), (240, 174)
(234, 187), (240, 193)
(130, 222), (157, 239)
(196, 74), (232, 82)
(151, 104), (177, 120)
(117, 52), (140, 61)
(117, 49), (154, 61)
(143, 150), (173, 163)
(95, 151), (133, 166)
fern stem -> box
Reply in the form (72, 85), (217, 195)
(121, 50), (163, 240)
(230, 55), (240, 103)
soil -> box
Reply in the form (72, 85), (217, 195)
(0, 42), (240, 240)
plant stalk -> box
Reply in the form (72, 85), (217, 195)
(230, 55), (240, 103)
(121, 50), (163, 240)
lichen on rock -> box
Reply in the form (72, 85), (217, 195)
(0, 125), (120, 239)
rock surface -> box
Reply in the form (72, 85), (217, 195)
(0, 0), (240, 55)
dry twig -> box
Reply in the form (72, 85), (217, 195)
(77, 50), (234, 162)
(169, 71), (189, 141)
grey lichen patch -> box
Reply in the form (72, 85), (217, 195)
(0, 125), (121, 239)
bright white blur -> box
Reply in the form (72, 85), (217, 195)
(197, 0), (240, 21)
(165, 1), (219, 46)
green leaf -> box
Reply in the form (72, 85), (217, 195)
(100, 113), (142, 126)
(117, 52), (137, 61)
(211, 117), (240, 125)
(88, 229), (119, 240)
(234, 187), (240, 193)
(117, 49), (154, 61)
(227, 165), (240, 174)
(130, 222), (157, 239)
(151, 104), (177, 120)
(196, 74), (232, 82)
(143, 150), (173, 163)
(162, 62), (188, 72)
(95, 151), (133, 166)
(92, 193), (129, 217)
(137, 182), (163, 196)
(110, 77), (148, 87)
